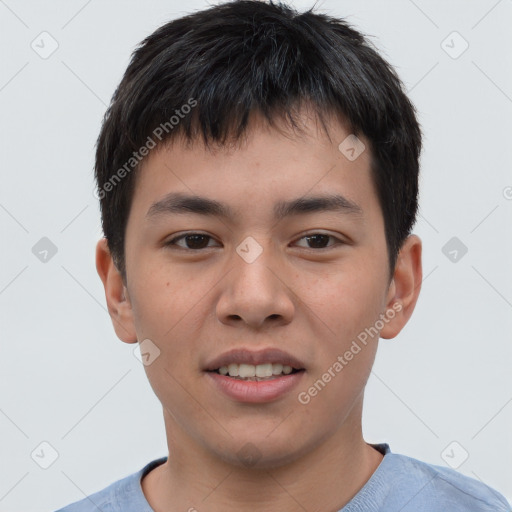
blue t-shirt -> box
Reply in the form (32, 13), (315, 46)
(54, 444), (510, 511)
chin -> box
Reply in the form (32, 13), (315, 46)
(208, 430), (315, 470)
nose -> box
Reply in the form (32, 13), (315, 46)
(215, 242), (295, 330)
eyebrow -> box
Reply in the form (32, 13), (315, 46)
(146, 192), (363, 222)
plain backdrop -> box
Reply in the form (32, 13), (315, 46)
(0, 0), (511, 510)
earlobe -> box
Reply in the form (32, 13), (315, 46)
(95, 238), (138, 344)
(380, 235), (422, 340)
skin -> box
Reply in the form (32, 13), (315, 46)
(96, 110), (422, 512)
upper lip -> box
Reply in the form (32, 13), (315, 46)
(204, 348), (306, 371)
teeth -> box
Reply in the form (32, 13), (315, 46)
(239, 364), (256, 378)
(272, 363), (283, 375)
(227, 363), (239, 377)
(216, 363), (298, 378)
(255, 363), (273, 377)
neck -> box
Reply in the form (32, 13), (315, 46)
(142, 402), (383, 512)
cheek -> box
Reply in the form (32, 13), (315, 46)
(296, 273), (383, 425)
(130, 271), (207, 406)
(295, 262), (386, 414)
(303, 265), (386, 349)
(128, 261), (207, 346)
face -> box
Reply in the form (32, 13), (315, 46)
(98, 111), (421, 469)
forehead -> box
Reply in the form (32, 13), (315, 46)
(128, 111), (381, 228)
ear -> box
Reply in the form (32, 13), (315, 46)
(95, 238), (138, 344)
(380, 234), (422, 339)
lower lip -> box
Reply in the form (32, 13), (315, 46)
(205, 371), (305, 403)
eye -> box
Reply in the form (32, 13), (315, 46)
(293, 233), (343, 250)
(165, 232), (220, 250)
(165, 232), (344, 251)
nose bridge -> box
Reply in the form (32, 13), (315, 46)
(216, 235), (295, 328)
(232, 234), (282, 300)
(235, 241), (277, 292)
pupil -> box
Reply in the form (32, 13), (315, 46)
(186, 234), (209, 249)
(306, 234), (329, 248)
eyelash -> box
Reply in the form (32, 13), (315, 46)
(165, 232), (345, 251)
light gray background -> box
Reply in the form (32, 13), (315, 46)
(0, 0), (511, 510)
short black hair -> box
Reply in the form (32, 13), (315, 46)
(95, 0), (422, 281)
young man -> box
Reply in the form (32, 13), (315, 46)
(55, 1), (510, 510)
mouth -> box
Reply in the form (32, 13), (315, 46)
(207, 363), (304, 381)
(203, 347), (306, 377)
(203, 347), (306, 402)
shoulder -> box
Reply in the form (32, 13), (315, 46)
(52, 457), (167, 512)
(52, 477), (122, 512)
(382, 451), (510, 511)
